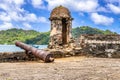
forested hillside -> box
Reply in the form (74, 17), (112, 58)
(0, 28), (39, 44)
(25, 32), (50, 45)
(72, 26), (117, 38)
(0, 26), (117, 44)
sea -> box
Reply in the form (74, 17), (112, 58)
(0, 45), (47, 52)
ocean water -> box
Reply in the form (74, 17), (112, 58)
(0, 45), (47, 52)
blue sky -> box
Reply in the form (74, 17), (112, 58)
(0, 0), (120, 33)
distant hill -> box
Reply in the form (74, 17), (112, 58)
(0, 26), (117, 44)
(72, 26), (117, 38)
(25, 32), (50, 45)
(0, 28), (39, 44)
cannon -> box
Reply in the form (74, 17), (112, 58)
(15, 41), (54, 62)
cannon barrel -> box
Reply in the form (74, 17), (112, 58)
(15, 41), (54, 62)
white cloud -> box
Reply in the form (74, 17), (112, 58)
(76, 0), (99, 12)
(0, 12), (11, 22)
(91, 13), (114, 25)
(0, 0), (25, 30)
(107, 4), (120, 14)
(0, 0), (24, 11)
(0, 0), (48, 30)
(23, 23), (32, 29)
(31, 0), (45, 9)
(97, 7), (109, 12)
(38, 17), (48, 23)
(0, 3), (8, 11)
(0, 22), (14, 30)
(105, 0), (120, 4)
(24, 13), (37, 22)
(46, 0), (99, 12)
(8, 11), (48, 23)
(0, 1), (25, 20)
(12, 0), (24, 6)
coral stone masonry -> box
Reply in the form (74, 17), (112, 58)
(49, 5), (73, 49)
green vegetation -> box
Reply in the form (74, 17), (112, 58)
(72, 26), (117, 38)
(0, 26), (117, 45)
(0, 28), (40, 44)
(25, 32), (50, 45)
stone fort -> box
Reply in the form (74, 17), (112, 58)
(48, 5), (73, 49)
(48, 5), (120, 58)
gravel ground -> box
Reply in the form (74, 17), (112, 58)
(0, 57), (120, 80)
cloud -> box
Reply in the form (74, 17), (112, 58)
(12, 0), (24, 5)
(0, 12), (11, 22)
(24, 13), (38, 22)
(31, 0), (45, 9)
(0, 1), (43, 22)
(97, 7), (109, 12)
(0, 0), (24, 11)
(23, 23), (32, 29)
(38, 17), (48, 23)
(105, 0), (120, 4)
(0, 0), (48, 30)
(46, 0), (99, 12)
(91, 13), (114, 25)
(0, 0), (25, 30)
(0, 22), (14, 30)
(107, 4), (120, 14)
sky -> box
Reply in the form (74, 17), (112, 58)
(0, 0), (120, 33)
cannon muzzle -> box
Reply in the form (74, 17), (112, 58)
(15, 41), (54, 62)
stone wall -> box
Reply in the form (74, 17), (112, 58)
(78, 34), (120, 58)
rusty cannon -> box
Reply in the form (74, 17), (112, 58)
(15, 41), (54, 62)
